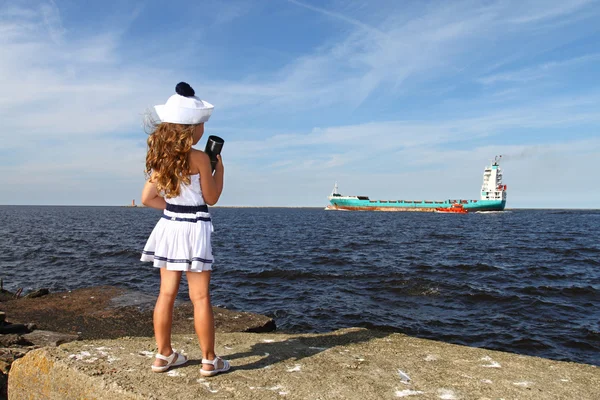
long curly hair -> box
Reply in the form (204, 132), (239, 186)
(144, 120), (196, 198)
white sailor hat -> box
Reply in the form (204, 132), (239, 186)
(154, 82), (214, 124)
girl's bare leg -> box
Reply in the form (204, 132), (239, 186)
(153, 268), (183, 367)
(186, 270), (220, 371)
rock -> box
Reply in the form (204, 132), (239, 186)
(0, 323), (30, 335)
(0, 370), (6, 400)
(245, 318), (276, 333)
(0, 359), (10, 374)
(24, 288), (50, 299)
(205, 305), (276, 334)
(26, 323), (36, 331)
(0, 347), (29, 363)
(0, 312), (5, 323)
(21, 330), (79, 347)
(0, 286), (275, 339)
(8, 328), (600, 400)
(0, 334), (32, 347)
(0, 346), (30, 397)
(0, 328), (73, 400)
(0, 289), (14, 302)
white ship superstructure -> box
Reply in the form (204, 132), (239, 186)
(481, 155), (507, 202)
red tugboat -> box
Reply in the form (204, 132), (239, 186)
(435, 203), (468, 214)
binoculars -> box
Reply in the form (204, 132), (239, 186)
(204, 135), (224, 172)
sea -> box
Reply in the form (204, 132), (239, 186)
(0, 206), (598, 366)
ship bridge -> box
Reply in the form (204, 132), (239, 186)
(481, 155), (507, 202)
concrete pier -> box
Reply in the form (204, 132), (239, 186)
(8, 328), (599, 399)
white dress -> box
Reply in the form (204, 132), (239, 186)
(140, 174), (214, 271)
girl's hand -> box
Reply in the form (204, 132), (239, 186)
(215, 154), (224, 173)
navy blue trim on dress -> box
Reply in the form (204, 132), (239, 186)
(142, 251), (213, 264)
(166, 203), (208, 213)
(162, 215), (211, 223)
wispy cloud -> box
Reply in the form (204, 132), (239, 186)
(198, 0), (600, 119)
(0, 0), (599, 206)
(508, 0), (595, 24)
(478, 54), (600, 85)
(40, 0), (65, 43)
(285, 0), (387, 37)
(0, 5), (175, 139)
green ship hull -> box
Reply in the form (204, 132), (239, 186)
(327, 156), (508, 213)
(327, 197), (506, 212)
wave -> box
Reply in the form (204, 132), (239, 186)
(517, 285), (598, 297)
(88, 249), (141, 258)
(310, 256), (348, 266)
(243, 268), (347, 281)
(450, 263), (500, 272)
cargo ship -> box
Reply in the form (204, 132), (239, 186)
(326, 156), (507, 212)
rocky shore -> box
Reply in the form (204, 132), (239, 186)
(0, 285), (275, 399)
(2, 285), (599, 399)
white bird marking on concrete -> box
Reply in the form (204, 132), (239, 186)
(513, 381), (533, 387)
(480, 356), (501, 368)
(69, 351), (93, 361)
(200, 381), (218, 393)
(395, 389), (424, 397)
(437, 388), (457, 399)
(398, 369), (411, 384)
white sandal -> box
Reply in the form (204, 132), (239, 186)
(200, 356), (231, 377)
(151, 350), (188, 373)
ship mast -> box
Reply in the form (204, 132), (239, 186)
(328, 181), (341, 200)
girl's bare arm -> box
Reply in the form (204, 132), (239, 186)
(191, 150), (224, 206)
(141, 176), (167, 210)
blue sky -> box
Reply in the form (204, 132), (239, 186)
(1, 0), (599, 207)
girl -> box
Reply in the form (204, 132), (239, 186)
(140, 82), (230, 377)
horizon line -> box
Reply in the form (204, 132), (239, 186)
(0, 205), (598, 211)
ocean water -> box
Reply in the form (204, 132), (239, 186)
(0, 206), (598, 366)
